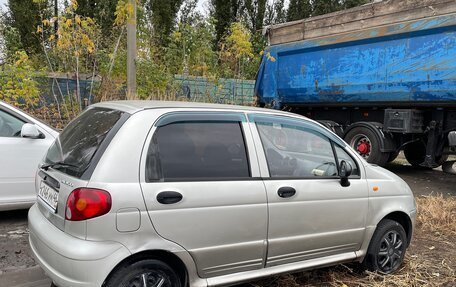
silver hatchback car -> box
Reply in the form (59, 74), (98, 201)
(29, 101), (416, 287)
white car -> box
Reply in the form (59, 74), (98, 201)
(0, 100), (58, 211)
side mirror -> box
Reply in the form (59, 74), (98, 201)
(339, 160), (352, 187)
(21, 123), (41, 139)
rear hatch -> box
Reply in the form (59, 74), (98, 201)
(36, 107), (129, 238)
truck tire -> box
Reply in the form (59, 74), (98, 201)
(344, 127), (390, 166)
(404, 141), (448, 168)
(403, 141), (425, 167)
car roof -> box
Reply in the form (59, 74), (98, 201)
(91, 100), (347, 147)
(91, 100), (295, 117)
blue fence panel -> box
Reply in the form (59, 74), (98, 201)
(174, 75), (256, 106)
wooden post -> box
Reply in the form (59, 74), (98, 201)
(127, 0), (137, 99)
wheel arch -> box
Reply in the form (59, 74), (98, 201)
(380, 211), (413, 248)
(102, 249), (189, 287)
(317, 120), (344, 138)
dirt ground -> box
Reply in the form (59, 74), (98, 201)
(0, 158), (455, 285)
(386, 154), (456, 198)
(0, 209), (32, 276)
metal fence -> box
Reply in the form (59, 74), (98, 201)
(36, 75), (256, 107)
(174, 75), (256, 106)
(39, 76), (95, 107)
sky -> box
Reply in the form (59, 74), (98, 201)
(197, 0), (209, 13)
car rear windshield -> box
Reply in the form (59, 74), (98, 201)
(44, 108), (126, 179)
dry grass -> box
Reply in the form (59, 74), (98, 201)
(415, 194), (456, 238)
(248, 195), (456, 287)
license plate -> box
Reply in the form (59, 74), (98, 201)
(38, 181), (59, 212)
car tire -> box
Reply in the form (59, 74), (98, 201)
(344, 127), (389, 166)
(104, 259), (182, 287)
(362, 219), (407, 274)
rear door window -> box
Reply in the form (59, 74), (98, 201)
(146, 121), (250, 181)
(44, 108), (127, 178)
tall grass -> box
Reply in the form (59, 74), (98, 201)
(416, 194), (456, 238)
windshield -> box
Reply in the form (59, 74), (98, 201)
(44, 107), (125, 178)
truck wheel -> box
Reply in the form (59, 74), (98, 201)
(404, 141), (448, 167)
(344, 127), (389, 166)
(403, 141), (425, 167)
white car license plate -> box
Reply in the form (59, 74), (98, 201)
(38, 181), (59, 212)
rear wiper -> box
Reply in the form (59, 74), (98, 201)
(41, 161), (80, 171)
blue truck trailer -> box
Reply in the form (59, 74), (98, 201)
(255, 0), (456, 168)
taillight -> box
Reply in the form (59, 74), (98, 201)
(65, 188), (111, 221)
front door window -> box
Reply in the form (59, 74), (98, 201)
(256, 120), (337, 177)
(0, 110), (25, 137)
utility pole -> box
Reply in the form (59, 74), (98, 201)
(127, 0), (137, 99)
(54, 0), (58, 34)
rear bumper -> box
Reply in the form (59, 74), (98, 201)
(28, 204), (131, 287)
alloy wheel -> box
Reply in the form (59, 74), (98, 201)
(377, 230), (404, 273)
(126, 271), (168, 287)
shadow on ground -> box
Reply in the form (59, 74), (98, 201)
(386, 162), (456, 197)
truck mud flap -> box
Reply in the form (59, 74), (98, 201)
(317, 120), (344, 138)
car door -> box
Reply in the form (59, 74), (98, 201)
(139, 111), (268, 278)
(248, 113), (368, 267)
(0, 108), (53, 209)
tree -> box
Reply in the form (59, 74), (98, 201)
(287, 0), (311, 22)
(39, 0), (100, 111)
(342, 0), (370, 10)
(0, 17), (23, 58)
(168, 1), (218, 77)
(312, 0), (341, 16)
(0, 51), (40, 108)
(75, 0), (119, 37)
(312, 0), (369, 17)
(243, 0), (267, 33)
(179, 0), (199, 26)
(145, 0), (183, 45)
(219, 22), (254, 78)
(211, 0), (242, 46)
(166, 13), (217, 77)
(6, 0), (50, 55)
(264, 0), (287, 25)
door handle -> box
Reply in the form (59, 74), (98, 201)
(156, 191), (183, 204)
(277, 186), (296, 198)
